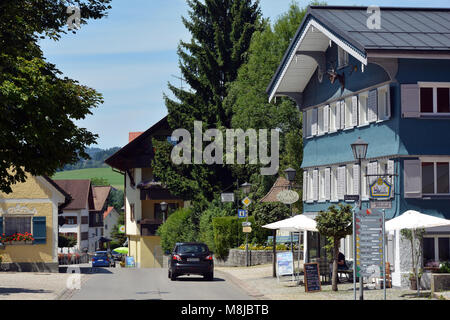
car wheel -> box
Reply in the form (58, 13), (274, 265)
(168, 270), (171, 278)
(204, 272), (214, 281)
(170, 272), (178, 281)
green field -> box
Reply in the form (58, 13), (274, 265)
(52, 167), (123, 190)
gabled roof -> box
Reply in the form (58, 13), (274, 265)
(91, 186), (112, 212)
(260, 176), (290, 203)
(54, 179), (92, 210)
(105, 116), (169, 171)
(267, 6), (450, 102)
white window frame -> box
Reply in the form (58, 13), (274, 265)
(2, 214), (34, 236)
(344, 97), (353, 129)
(338, 46), (349, 69)
(377, 84), (391, 121)
(418, 82), (450, 116)
(420, 157), (450, 196)
(358, 91), (369, 126)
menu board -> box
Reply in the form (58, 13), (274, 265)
(304, 262), (321, 292)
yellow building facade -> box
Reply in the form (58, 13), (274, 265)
(0, 175), (70, 272)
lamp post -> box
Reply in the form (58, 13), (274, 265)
(350, 137), (368, 301)
(284, 168), (297, 269)
(160, 201), (168, 224)
(241, 182), (252, 267)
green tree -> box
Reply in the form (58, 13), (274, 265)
(107, 188), (124, 212)
(0, 0), (111, 193)
(252, 202), (290, 277)
(315, 204), (353, 291)
(152, 0), (262, 209)
(91, 177), (109, 186)
(58, 234), (77, 248)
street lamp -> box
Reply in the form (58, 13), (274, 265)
(350, 137), (368, 301)
(160, 202), (168, 223)
(284, 167), (297, 183)
(240, 182), (252, 195)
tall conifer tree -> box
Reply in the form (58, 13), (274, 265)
(153, 0), (262, 207)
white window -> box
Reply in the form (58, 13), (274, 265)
(344, 97), (353, 129)
(313, 169), (319, 201)
(358, 91), (369, 126)
(303, 171), (308, 201)
(337, 166), (346, 200)
(339, 100), (345, 129)
(331, 166), (338, 201)
(319, 169), (326, 201)
(423, 235), (450, 264)
(325, 167), (331, 201)
(323, 105), (329, 133)
(330, 102), (337, 132)
(418, 82), (450, 115)
(368, 90), (378, 123)
(346, 164), (354, 195)
(377, 85), (391, 120)
(318, 106), (324, 135)
(338, 47), (349, 68)
(307, 170), (314, 202)
(421, 160), (450, 195)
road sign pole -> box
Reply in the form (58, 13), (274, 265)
(358, 157), (364, 301)
(353, 207), (357, 301)
(383, 209), (386, 301)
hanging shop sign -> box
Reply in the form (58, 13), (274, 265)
(276, 190), (299, 204)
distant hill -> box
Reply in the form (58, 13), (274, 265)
(53, 167), (123, 190)
(58, 147), (120, 171)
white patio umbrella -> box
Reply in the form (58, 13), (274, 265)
(385, 210), (450, 296)
(263, 215), (318, 282)
(262, 214), (318, 232)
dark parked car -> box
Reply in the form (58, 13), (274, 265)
(168, 242), (214, 281)
(92, 251), (116, 268)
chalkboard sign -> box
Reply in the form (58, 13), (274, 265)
(304, 262), (321, 292)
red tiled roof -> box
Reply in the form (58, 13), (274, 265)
(103, 206), (114, 219)
(129, 132), (144, 142)
(260, 176), (291, 203)
(54, 180), (92, 210)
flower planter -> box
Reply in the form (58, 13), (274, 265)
(409, 278), (417, 290)
(7, 240), (33, 245)
(431, 273), (450, 293)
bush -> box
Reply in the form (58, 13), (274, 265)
(157, 207), (198, 253)
(198, 200), (234, 252)
(439, 261), (450, 273)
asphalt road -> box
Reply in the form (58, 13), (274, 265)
(68, 265), (254, 300)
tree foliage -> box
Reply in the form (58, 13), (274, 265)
(0, 1), (112, 193)
(315, 204), (353, 291)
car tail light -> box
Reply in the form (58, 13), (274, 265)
(173, 254), (182, 261)
(92, 258), (95, 262)
(205, 255), (213, 261)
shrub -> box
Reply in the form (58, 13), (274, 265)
(157, 207), (198, 253)
(198, 200), (233, 252)
(439, 261), (450, 273)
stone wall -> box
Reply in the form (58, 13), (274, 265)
(214, 249), (303, 267)
(431, 274), (450, 293)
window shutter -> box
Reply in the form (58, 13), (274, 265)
(404, 159), (422, 198)
(313, 169), (319, 201)
(351, 96), (358, 126)
(335, 102), (341, 130)
(353, 164), (360, 196)
(303, 171), (307, 201)
(32, 216), (46, 244)
(368, 89), (378, 122)
(388, 160), (395, 199)
(318, 107), (324, 134)
(337, 166), (346, 200)
(401, 84), (420, 118)
(340, 101), (345, 129)
(323, 105), (329, 133)
(311, 108), (318, 136)
(325, 167), (331, 200)
(385, 87), (391, 119)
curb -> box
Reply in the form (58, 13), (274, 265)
(216, 269), (269, 300)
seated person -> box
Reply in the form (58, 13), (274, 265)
(337, 252), (349, 270)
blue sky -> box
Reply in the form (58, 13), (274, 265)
(40, 0), (450, 149)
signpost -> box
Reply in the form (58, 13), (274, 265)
(238, 209), (248, 218)
(241, 197), (252, 207)
(303, 262), (321, 292)
(354, 208), (385, 298)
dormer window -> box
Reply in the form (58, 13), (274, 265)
(338, 47), (349, 69)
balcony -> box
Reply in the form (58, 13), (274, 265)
(138, 219), (162, 236)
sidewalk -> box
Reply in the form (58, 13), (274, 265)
(216, 264), (444, 300)
(0, 271), (80, 300)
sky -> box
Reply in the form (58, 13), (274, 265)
(39, 0), (450, 149)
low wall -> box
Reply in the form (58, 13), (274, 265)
(431, 273), (450, 293)
(0, 262), (59, 273)
(214, 249), (303, 267)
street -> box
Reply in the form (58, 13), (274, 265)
(67, 265), (254, 300)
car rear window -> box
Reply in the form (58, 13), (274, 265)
(177, 244), (208, 254)
(95, 252), (107, 257)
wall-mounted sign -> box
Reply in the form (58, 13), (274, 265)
(221, 193), (235, 203)
(242, 227), (252, 233)
(118, 225), (125, 234)
(369, 178), (392, 199)
(242, 221), (252, 227)
(370, 200), (392, 209)
(344, 195), (360, 202)
(276, 190), (299, 204)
